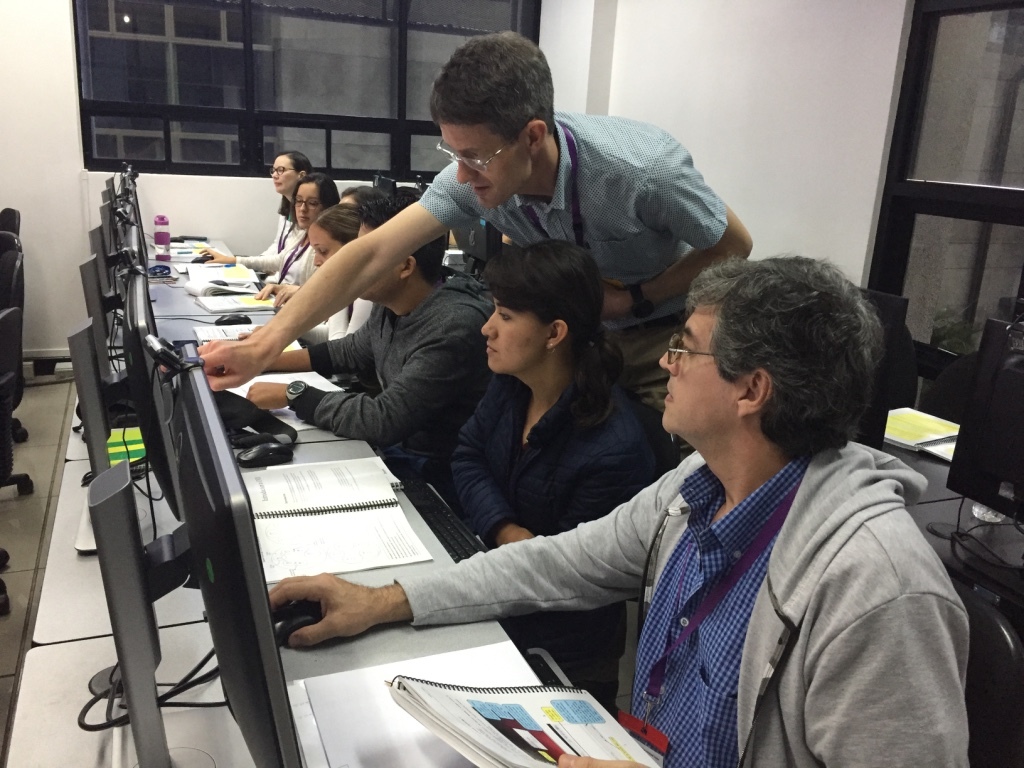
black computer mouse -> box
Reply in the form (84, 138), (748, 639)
(272, 600), (323, 647)
(237, 441), (293, 468)
(191, 254), (215, 264)
(214, 313), (252, 326)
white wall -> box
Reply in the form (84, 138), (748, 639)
(5, 0), (913, 356)
(602, 0), (913, 283)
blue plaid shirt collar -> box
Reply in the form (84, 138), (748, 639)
(678, 460), (810, 565)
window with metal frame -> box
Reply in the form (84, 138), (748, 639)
(870, 0), (1024, 357)
(74, 0), (541, 179)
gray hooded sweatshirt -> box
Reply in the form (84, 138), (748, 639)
(400, 443), (970, 766)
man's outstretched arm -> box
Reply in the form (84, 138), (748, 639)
(200, 203), (447, 389)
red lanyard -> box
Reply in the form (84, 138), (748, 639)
(641, 482), (801, 723)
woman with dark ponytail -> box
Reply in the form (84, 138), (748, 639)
(451, 239), (656, 710)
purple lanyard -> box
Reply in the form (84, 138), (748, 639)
(277, 215), (295, 253)
(278, 238), (308, 283)
(523, 123), (587, 248)
(642, 482), (801, 720)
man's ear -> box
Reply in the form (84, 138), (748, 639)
(398, 256), (417, 279)
(523, 119), (549, 151)
(736, 368), (773, 419)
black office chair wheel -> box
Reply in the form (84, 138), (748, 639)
(0, 578), (9, 617)
(15, 476), (32, 496)
(0, 547), (8, 570)
(12, 419), (27, 443)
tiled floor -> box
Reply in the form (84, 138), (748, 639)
(0, 379), (75, 766)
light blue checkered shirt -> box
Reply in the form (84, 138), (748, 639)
(419, 111), (728, 329)
(632, 456), (810, 768)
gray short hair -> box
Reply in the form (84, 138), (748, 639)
(429, 32), (556, 140)
(687, 256), (884, 457)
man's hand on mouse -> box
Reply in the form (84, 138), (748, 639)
(268, 575), (413, 647)
(246, 382), (288, 409)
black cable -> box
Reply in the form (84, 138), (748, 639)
(78, 650), (225, 732)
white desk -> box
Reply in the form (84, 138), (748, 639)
(40, 439), (468, 646)
(9, 623), (277, 768)
(34, 460), (206, 645)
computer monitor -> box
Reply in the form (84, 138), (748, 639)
(373, 173), (397, 197)
(947, 319), (1024, 521)
(856, 289), (914, 449)
(68, 322), (112, 479)
(168, 356), (303, 767)
(80, 256), (116, 383)
(122, 270), (181, 518)
(451, 217), (502, 275)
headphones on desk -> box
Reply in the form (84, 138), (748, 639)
(148, 265), (172, 277)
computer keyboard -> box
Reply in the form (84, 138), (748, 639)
(400, 476), (486, 563)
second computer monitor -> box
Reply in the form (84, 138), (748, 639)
(168, 359), (303, 768)
(947, 318), (1024, 520)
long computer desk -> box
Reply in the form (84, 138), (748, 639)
(18, 427), (518, 766)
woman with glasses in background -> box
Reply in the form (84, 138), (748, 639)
(199, 150), (313, 267)
(247, 173), (341, 298)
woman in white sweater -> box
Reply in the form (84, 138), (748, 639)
(200, 150), (312, 268)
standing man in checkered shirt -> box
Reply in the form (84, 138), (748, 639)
(201, 33), (752, 405)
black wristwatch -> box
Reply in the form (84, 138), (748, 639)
(285, 380), (308, 405)
(628, 283), (655, 319)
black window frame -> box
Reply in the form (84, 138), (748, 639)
(74, 0), (542, 180)
(869, 0), (1024, 298)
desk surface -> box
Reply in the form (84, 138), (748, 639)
(34, 460), (206, 645)
(885, 443), (961, 505)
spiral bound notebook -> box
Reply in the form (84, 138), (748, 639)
(242, 458), (429, 582)
(387, 675), (660, 768)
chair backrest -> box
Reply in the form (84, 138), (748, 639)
(857, 289), (916, 448)
(624, 393), (679, 478)
(918, 351), (979, 425)
(0, 231), (21, 257)
(0, 307), (21, 484)
(0, 208), (20, 237)
(952, 579), (1024, 768)
(0, 250), (24, 312)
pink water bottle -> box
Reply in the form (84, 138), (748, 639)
(153, 215), (171, 260)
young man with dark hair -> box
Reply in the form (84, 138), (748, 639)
(267, 256), (969, 768)
(246, 191), (491, 492)
(202, 33), (752, 412)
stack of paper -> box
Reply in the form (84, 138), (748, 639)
(195, 295), (275, 313)
(884, 407), (959, 461)
(186, 263), (259, 284)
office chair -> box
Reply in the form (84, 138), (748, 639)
(918, 351), (978, 425)
(0, 208), (20, 237)
(0, 251), (27, 442)
(0, 307), (32, 497)
(856, 290), (917, 447)
(624, 392), (679, 478)
(0, 231), (21, 257)
(951, 579), (1024, 768)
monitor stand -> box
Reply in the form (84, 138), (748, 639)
(75, 496), (97, 554)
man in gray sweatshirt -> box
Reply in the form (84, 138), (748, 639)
(269, 256), (969, 768)
(247, 192), (492, 496)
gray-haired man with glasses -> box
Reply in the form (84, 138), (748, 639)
(200, 33), (752, 408)
(264, 255), (969, 768)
